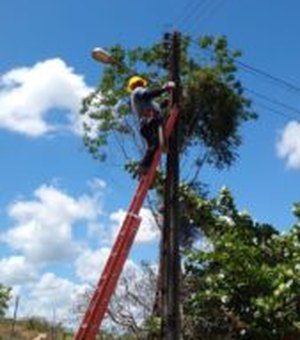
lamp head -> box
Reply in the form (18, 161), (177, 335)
(91, 47), (114, 64)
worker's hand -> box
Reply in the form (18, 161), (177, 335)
(163, 81), (176, 91)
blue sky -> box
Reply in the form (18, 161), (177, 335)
(1, 0), (300, 327)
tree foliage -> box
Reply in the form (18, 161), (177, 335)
(183, 187), (300, 339)
(81, 34), (256, 170)
(0, 284), (11, 318)
(74, 183), (300, 339)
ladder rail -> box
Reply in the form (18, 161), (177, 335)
(76, 215), (142, 339)
(88, 215), (142, 337)
(75, 149), (164, 339)
(75, 213), (141, 339)
(75, 107), (179, 340)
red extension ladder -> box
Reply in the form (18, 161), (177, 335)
(75, 106), (179, 340)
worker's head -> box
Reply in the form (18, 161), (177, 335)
(127, 75), (148, 93)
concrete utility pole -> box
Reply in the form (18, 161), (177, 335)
(161, 31), (181, 340)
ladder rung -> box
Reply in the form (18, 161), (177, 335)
(127, 211), (141, 220)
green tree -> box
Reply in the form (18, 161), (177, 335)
(79, 34), (257, 337)
(183, 187), (300, 340)
(81, 34), (256, 172)
(0, 284), (11, 318)
(80, 34), (256, 266)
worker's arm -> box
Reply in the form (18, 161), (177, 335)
(141, 88), (166, 100)
(141, 82), (175, 100)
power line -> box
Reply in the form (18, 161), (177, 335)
(169, 0), (228, 42)
(176, 0), (211, 31)
(189, 38), (300, 98)
(160, 9), (300, 127)
(187, 40), (300, 124)
(162, 1), (300, 103)
(246, 88), (300, 116)
(188, 0), (226, 37)
(253, 101), (300, 122)
(176, 0), (227, 36)
(237, 60), (300, 95)
(176, 0), (201, 28)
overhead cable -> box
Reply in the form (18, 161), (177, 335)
(246, 88), (300, 116)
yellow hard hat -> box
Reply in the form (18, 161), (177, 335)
(127, 75), (148, 92)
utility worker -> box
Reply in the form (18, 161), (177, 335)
(127, 75), (175, 175)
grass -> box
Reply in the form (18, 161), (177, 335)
(0, 317), (74, 340)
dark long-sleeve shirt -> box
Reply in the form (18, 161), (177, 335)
(130, 86), (166, 120)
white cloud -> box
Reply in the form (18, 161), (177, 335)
(0, 58), (93, 136)
(14, 272), (89, 326)
(0, 256), (37, 286)
(75, 247), (140, 285)
(1, 179), (158, 327)
(30, 273), (85, 312)
(2, 184), (101, 264)
(277, 121), (300, 169)
(75, 247), (111, 283)
(110, 207), (159, 244)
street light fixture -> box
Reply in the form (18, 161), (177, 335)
(91, 47), (115, 65)
(91, 47), (134, 75)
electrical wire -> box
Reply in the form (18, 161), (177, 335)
(253, 101), (299, 122)
(182, 1), (211, 34)
(200, 0), (226, 23)
(175, 0), (200, 28)
(246, 88), (300, 117)
(237, 60), (300, 95)
(176, 0), (211, 31)
(189, 38), (300, 102)
(174, 11), (300, 102)
(186, 0), (216, 31)
(188, 0), (226, 37)
(172, 0), (300, 108)
(168, 0), (228, 41)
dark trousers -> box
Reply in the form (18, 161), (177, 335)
(139, 117), (163, 168)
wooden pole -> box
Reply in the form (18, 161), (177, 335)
(161, 31), (181, 340)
